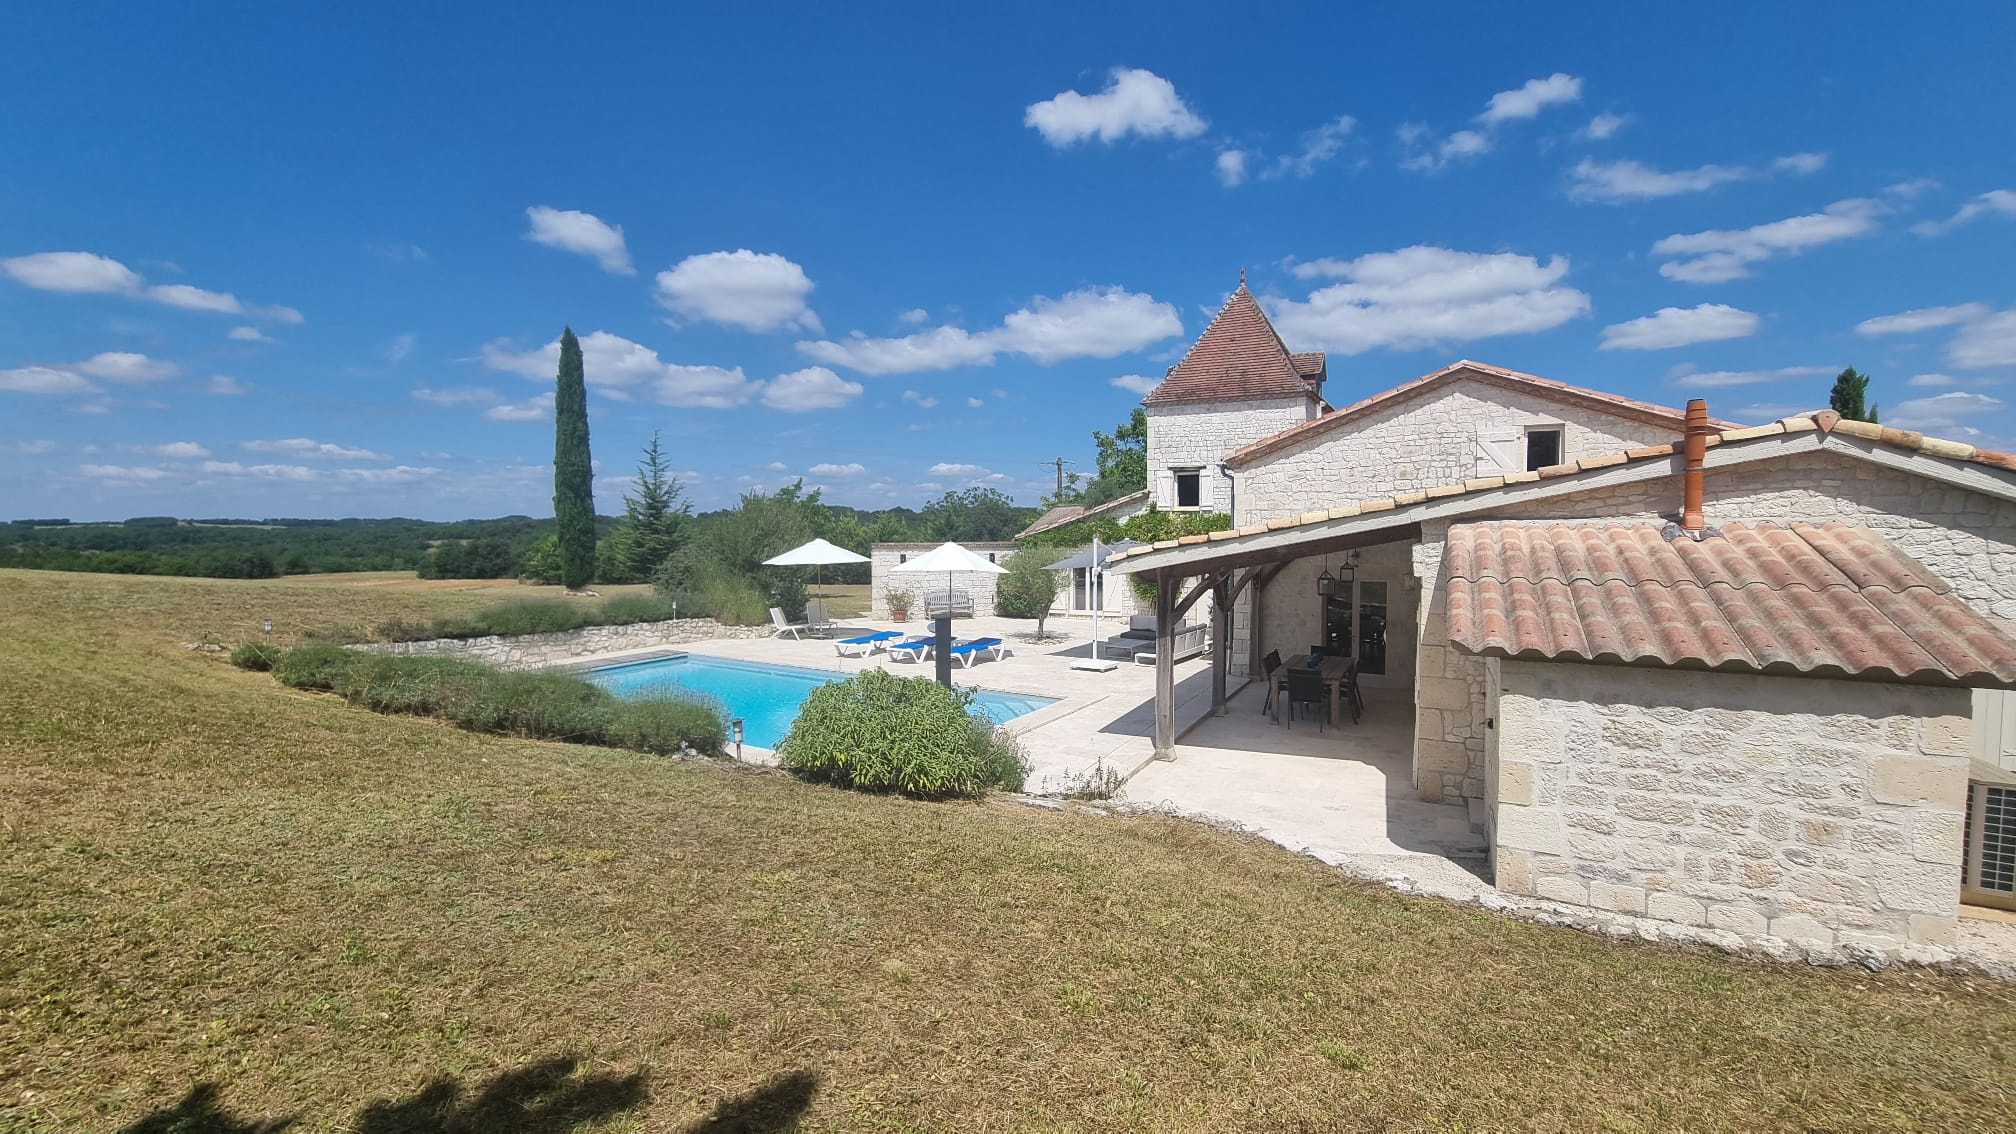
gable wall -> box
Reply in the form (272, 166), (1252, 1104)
(1236, 382), (1675, 526)
(1146, 396), (1315, 514)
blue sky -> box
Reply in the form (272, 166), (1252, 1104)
(4, 2), (2014, 520)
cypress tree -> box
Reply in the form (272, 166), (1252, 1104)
(552, 326), (597, 590)
(1828, 366), (1879, 424)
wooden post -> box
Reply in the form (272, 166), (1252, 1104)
(1248, 566), (1268, 680)
(1154, 570), (1176, 760)
(1210, 574), (1231, 716)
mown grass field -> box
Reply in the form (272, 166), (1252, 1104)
(2, 568), (2014, 1131)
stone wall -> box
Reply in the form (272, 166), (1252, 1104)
(869, 542), (1018, 620)
(1490, 447), (2016, 619)
(1236, 382), (1674, 526)
(1146, 396), (1314, 516)
(1240, 541), (1418, 690)
(1411, 527), (1487, 805)
(1491, 659), (1972, 950)
(356, 618), (767, 670)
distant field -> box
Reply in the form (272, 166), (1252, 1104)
(3, 568), (2014, 1130)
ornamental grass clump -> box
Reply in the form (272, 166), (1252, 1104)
(272, 643), (359, 691)
(228, 642), (283, 671)
(777, 668), (1030, 798)
(445, 671), (616, 743)
(606, 696), (729, 756)
(335, 654), (491, 717)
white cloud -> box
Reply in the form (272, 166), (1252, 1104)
(131, 441), (211, 459)
(77, 351), (179, 383)
(1950, 309), (2016, 370)
(384, 333), (417, 364)
(654, 250), (820, 333)
(1907, 373), (1957, 388)
(1266, 116), (1356, 179)
(206, 375), (249, 395)
(523, 206), (634, 274)
(199, 461), (317, 481)
(77, 400), (113, 415)
(1912, 189), (2016, 237)
(897, 308), (931, 325)
(808, 462), (866, 477)
(368, 242), (431, 263)
(1267, 246), (1590, 355)
(4, 440), (57, 454)
(242, 438), (387, 460)
(79, 463), (173, 482)
(929, 462), (991, 477)
(1024, 67), (1206, 147)
(965, 396), (984, 408)
(1400, 124), (1492, 172)
(1479, 73), (1583, 125)
(766, 461), (788, 472)
(1600, 303), (1762, 350)
(1, 251), (144, 292)
(1887, 391), (2005, 436)
(761, 366), (862, 412)
(1652, 197), (1881, 282)
(1731, 403), (1818, 422)
(1577, 112), (1628, 141)
(336, 465), (440, 484)
(1568, 152), (1827, 203)
(1, 251), (300, 322)
(901, 389), (940, 408)
(798, 286), (1181, 374)
(1111, 374), (1160, 394)
(481, 330), (759, 408)
(227, 325), (273, 343)
(485, 392), (555, 422)
(0, 366), (96, 394)
(1216, 149), (1248, 187)
(1856, 303), (1990, 336)
(414, 386), (500, 406)
(1669, 364), (1831, 389)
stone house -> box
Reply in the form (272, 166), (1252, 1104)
(1096, 279), (2016, 951)
(866, 541), (1017, 621)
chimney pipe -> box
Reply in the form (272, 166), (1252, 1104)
(1681, 398), (1709, 531)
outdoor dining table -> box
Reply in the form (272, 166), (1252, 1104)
(1271, 654), (1359, 726)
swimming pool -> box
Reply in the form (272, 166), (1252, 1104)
(586, 654), (1058, 749)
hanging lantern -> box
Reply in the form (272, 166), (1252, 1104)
(1316, 557), (1336, 597)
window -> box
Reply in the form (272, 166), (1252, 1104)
(898, 554), (908, 564)
(1173, 468), (1202, 509)
(1525, 427), (1564, 471)
(987, 552), (997, 563)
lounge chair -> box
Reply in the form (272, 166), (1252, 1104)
(946, 637), (1010, 667)
(886, 636), (937, 662)
(835, 629), (901, 657)
(768, 607), (809, 640)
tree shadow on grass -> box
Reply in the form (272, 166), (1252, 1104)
(117, 1059), (817, 1134)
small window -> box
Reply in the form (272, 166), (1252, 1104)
(898, 554), (908, 564)
(1525, 427), (1563, 471)
(1174, 469), (1202, 508)
(988, 552), (997, 563)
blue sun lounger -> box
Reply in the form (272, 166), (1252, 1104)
(946, 637), (1010, 667)
(886, 636), (937, 662)
(835, 629), (902, 657)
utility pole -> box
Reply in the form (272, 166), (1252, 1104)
(1049, 456), (1074, 497)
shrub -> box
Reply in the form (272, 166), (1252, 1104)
(596, 593), (677, 625)
(777, 668), (1031, 798)
(373, 617), (438, 643)
(299, 624), (368, 645)
(471, 599), (591, 638)
(445, 671), (615, 742)
(228, 642), (283, 671)
(273, 644), (358, 691)
(606, 696), (728, 756)
(336, 655), (491, 717)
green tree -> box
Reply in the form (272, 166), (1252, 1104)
(600, 432), (690, 582)
(1076, 407), (1148, 506)
(1829, 367), (1879, 424)
(922, 486), (1031, 541)
(994, 547), (1064, 639)
(552, 327), (597, 590)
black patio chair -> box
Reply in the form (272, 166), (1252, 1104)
(1284, 667), (1328, 732)
(1259, 649), (1283, 715)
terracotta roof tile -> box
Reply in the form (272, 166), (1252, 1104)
(1143, 285), (1318, 407)
(1445, 520), (2016, 688)
(1013, 489), (1151, 539)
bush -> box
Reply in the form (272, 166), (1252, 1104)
(228, 642), (283, 671)
(299, 624), (368, 645)
(596, 593), (677, 625)
(336, 654), (490, 717)
(445, 671), (615, 742)
(373, 617), (437, 643)
(273, 644), (358, 691)
(606, 696), (728, 756)
(777, 668), (1031, 798)
(471, 600), (592, 638)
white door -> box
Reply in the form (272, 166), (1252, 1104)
(1975, 689), (2016, 773)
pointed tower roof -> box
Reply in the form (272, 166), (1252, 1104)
(1142, 282), (1323, 407)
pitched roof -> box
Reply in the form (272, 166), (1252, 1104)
(1142, 285), (1322, 407)
(1104, 410), (2016, 576)
(1445, 519), (2016, 688)
(1225, 360), (1744, 467)
(1014, 489), (1151, 539)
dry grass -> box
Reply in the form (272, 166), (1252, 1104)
(2, 568), (2014, 1131)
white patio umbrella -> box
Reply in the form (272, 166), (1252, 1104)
(891, 540), (1006, 618)
(762, 537), (870, 597)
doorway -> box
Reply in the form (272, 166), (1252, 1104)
(1322, 579), (1389, 677)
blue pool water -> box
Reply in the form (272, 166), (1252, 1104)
(587, 654), (1057, 749)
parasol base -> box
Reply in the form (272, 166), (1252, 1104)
(1069, 658), (1120, 673)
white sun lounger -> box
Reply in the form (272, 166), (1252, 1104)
(769, 607), (810, 639)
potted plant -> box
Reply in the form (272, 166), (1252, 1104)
(884, 586), (914, 623)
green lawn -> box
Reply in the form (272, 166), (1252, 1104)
(2, 569), (2013, 1131)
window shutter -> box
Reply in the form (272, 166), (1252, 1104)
(1474, 427), (1522, 475)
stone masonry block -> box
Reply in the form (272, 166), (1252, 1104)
(1646, 892), (1707, 927)
(1496, 761), (1535, 806)
(1867, 857), (1963, 916)
(1534, 875), (1588, 905)
(1909, 914), (1959, 947)
(1587, 881), (1647, 915)
(1418, 676), (1469, 709)
(1494, 804), (1568, 857)
(1416, 738), (1468, 777)
(1917, 713), (1972, 758)
(1707, 905), (1768, 935)
(1867, 755), (1967, 807)
(1769, 914), (1836, 947)
(1494, 847), (1535, 895)
(1911, 809), (1965, 866)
